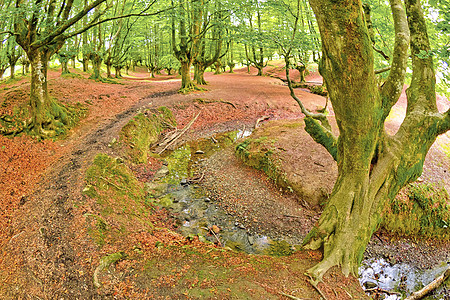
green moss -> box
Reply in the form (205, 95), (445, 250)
(119, 107), (176, 164)
(265, 240), (294, 257)
(84, 154), (154, 248)
(236, 137), (286, 188)
(382, 183), (450, 239)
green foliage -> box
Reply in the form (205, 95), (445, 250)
(382, 183), (450, 239)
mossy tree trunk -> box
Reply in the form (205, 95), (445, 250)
(193, 62), (207, 85)
(90, 53), (103, 80)
(26, 48), (70, 137)
(301, 0), (450, 283)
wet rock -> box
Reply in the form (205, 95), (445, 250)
(363, 281), (378, 289)
(154, 166), (169, 179)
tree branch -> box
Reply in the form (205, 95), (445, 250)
(63, 1), (172, 41)
(375, 66), (391, 74)
(285, 56), (338, 161)
(380, 0), (410, 119)
(436, 108), (450, 135)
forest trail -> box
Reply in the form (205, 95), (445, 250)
(0, 65), (448, 298)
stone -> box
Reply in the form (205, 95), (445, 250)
(154, 166), (169, 179)
(363, 281), (378, 289)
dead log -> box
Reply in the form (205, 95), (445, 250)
(405, 266), (450, 300)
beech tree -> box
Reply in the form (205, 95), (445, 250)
(291, 0), (450, 283)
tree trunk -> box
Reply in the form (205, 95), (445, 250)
(106, 62), (112, 78)
(82, 55), (89, 72)
(180, 60), (195, 90)
(90, 54), (102, 80)
(300, 0), (449, 284)
(194, 62), (207, 85)
(114, 66), (122, 78)
(9, 63), (16, 79)
(28, 49), (70, 137)
(214, 61), (221, 75)
(256, 66), (263, 76)
(61, 60), (70, 74)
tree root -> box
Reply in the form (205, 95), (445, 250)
(93, 252), (127, 288)
(306, 276), (328, 300)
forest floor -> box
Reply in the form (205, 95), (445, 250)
(0, 62), (448, 299)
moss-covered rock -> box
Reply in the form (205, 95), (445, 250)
(382, 183), (450, 239)
(119, 107), (176, 164)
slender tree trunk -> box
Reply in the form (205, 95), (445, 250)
(106, 62), (112, 78)
(114, 66), (122, 78)
(214, 61), (221, 75)
(82, 55), (89, 72)
(9, 63), (15, 79)
(61, 60), (70, 74)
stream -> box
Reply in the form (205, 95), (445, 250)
(148, 130), (449, 299)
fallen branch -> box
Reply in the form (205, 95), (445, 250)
(239, 125), (246, 139)
(202, 226), (222, 247)
(187, 172), (205, 184)
(157, 111), (201, 154)
(255, 115), (270, 128)
(405, 266), (450, 300)
(283, 214), (303, 219)
(99, 176), (126, 191)
(194, 98), (236, 109)
(365, 287), (401, 296)
(279, 291), (306, 300)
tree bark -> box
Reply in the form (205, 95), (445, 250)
(27, 49), (70, 137)
(90, 54), (103, 80)
(194, 63), (207, 85)
(180, 60), (195, 90)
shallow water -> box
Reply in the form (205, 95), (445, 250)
(154, 130), (449, 299)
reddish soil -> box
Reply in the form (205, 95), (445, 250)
(0, 63), (448, 299)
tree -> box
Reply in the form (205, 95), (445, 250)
(171, 0), (204, 92)
(292, 0), (450, 283)
(193, 0), (228, 85)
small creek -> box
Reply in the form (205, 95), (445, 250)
(148, 130), (449, 299)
